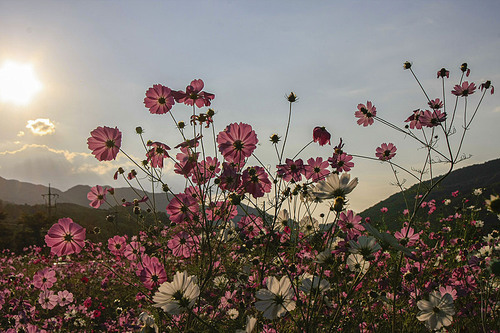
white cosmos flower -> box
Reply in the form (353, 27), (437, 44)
(347, 253), (370, 274)
(300, 276), (331, 294)
(275, 209), (290, 231)
(153, 271), (200, 315)
(255, 276), (296, 319)
(236, 316), (257, 333)
(349, 236), (382, 258)
(417, 291), (455, 330)
(299, 215), (319, 235)
(311, 173), (358, 201)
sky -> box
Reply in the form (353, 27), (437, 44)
(0, 0), (499, 213)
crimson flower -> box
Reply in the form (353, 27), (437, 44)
(87, 126), (122, 161)
(172, 79), (215, 108)
(87, 185), (107, 209)
(45, 218), (86, 256)
(451, 81), (476, 97)
(217, 123), (258, 166)
(376, 143), (397, 161)
(144, 84), (175, 114)
(313, 126), (331, 146)
(354, 101), (377, 126)
(480, 80), (494, 95)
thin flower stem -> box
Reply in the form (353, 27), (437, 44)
(279, 102), (293, 164)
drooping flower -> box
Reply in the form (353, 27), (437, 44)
(420, 109), (447, 128)
(33, 268), (57, 290)
(277, 158), (305, 182)
(108, 235), (127, 256)
(242, 166), (272, 198)
(304, 157), (330, 182)
(460, 62), (470, 77)
(153, 271), (200, 315)
(87, 185), (107, 208)
(138, 254), (168, 290)
(39, 290), (58, 310)
(172, 79), (215, 108)
(168, 231), (198, 258)
(451, 81), (476, 97)
(146, 141), (171, 168)
(417, 291), (455, 330)
(480, 80), (494, 95)
(166, 193), (199, 224)
(312, 173), (358, 201)
(405, 109), (424, 129)
(255, 276), (296, 319)
(354, 101), (377, 126)
(144, 84), (175, 114)
(45, 218), (86, 256)
(375, 143), (397, 161)
(437, 68), (449, 78)
(217, 123), (258, 166)
(313, 126), (331, 146)
(87, 126), (122, 161)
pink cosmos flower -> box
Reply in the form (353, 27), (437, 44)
(355, 101), (377, 126)
(192, 156), (221, 184)
(238, 214), (265, 239)
(138, 255), (168, 290)
(172, 79), (215, 108)
(329, 153), (354, 173)
(420, 109), (447, 128)
(33, 268), (57, 290)
(313, 126), (331, 146)
(124, 241), (145, 261)
(439, 286), (457, 300)
(242, 166), (272, 198)
(166, 193), (199, 224)
(174, 147), (199, 177)
(87, 185), (107, 209)
(45, 218), (86, 256)
(451, 81), (476, 97)
(146, 141), (171, 168)
(205, 201), (238, 222)
(405, 109), (424, 129)
(57, 290), (74, 306)
(376, 143), (397, 161)
(380, 207), (388, 213)
(480, 80), (494, 94)
(39, 290), (58, 310)
(304, 157), (330, 182)
(87, 126), (122, 161)
(338, 210), (364, 238)
(437, 68), (449, 78)
(394, 226), (420, 247)
(277, 158), (305, 182)
(428, 98), (444, 110)
(218, 162), (241, 191)
(108, 235), (127, 256)
(144, 84), (175, 114)
(217, 123), (258, 166)
(168, 231), (198, 258)
(144, 85), (175, 114)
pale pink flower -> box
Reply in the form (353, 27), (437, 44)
(172, 79), (215, 108)
(451, 81), (476, 97)
(33, 268), (57, 290)
(108, 235), (127, 256)
(168, 231), (198, 258)
(313, 126), (331, 146)
(217, 123), (258, 166)
(39, 290), (58, 310)
(439, 286), (457, 300)
(242, 166), (272, 198)
(376, 143), (397, 161)
(144, 84), (175, 114)
(87, 126), (122, 161)
(304, 157), (330, 182)
(45, 218), (86, 256)
(87, 185), (107, 209)
(355, 101), (377, 126)
(57, 290), (74, 306)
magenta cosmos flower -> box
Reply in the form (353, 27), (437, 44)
(304, 157), (330, 182)
(451, 81), (476, 97)
(39, 290), (58, 310)
(144, 84), (175, 114)
(217, 123), (258, 166)
(313, 126), (331, 146)
(277, 158), (305, 182)
(238, 214), (265, 239)
(45, 218), (86, 256)
(420, 109), (446, 128)
(166, 193), (199, 224)
(376, 143), (397, 161)
(146, 141), (171, 168)
(168, 231), (198, 258)
(242, 166), (272, 198)
(87, 185), (107, 208)
(138, 254), (168, 290)
(355, 101), (377, 126)
(108, 235), (127, 256)
(87, 126), (122, 161)
(172, 79), (215, 108)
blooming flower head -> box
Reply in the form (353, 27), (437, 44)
(428, 98), (444, 110)
(153, 271), (200, 315)
(349, 236), (382, 259)
(329, 153), (354, 173)
(87, 126), (122, 161)
(146, 141), (171, 168)
(355, 101), (377, 126)
(172, 79), (215, 108)
(138, 255), (168, 290)
(312, 173), (358, 201)
(144, 84), (175, 114)
(33, 268), (57, 290)
(57, 290), (74, 306)
(347, 253), (370, 274)
(45, 218), (86, 256)
(405, 109), (424, 130)
(313, 126), (331, 146)
(242, 166), (272, 198)
(217, 123), (258, 166)
(277, 158), (305, 182)
(108, 235), (127, 256)
(376, 143), (397, 161)
(255, 276), (296, 319)
(420, 109), (447, 128)
(451, 81), (476, 97)
(124, 241), (145, 261)
(166, 193), (199, 224)
(304, 157), (330, 182)
(338, 210), (364, 237)
(394, 226), (420, 247)
(39, 290), (58, 310)
(167, 231), (198, 258)
(299, 216), (319, 235)
(87, 185), (107, 209)
(300, 276), (330, 294)
(238, 214), (265, 239)
(417, 291), (455, 330)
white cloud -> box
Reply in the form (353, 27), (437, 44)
(26, 118), (55, 136)
(17, 131), (25, 137)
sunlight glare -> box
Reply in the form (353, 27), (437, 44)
(0, 60), (43, 106)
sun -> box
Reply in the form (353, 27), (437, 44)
(0, 60), (43, 106)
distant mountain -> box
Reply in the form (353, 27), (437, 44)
(360, 158), (500, 231)
(0, 176), (170, 210)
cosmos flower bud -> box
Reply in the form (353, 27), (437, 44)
(403, 61), (412, 70)
(286, 92), (298, 103)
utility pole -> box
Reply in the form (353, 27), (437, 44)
(42, 184), (58, 220)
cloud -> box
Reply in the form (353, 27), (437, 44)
(17, 131), (25, 137)
(26, 118), (55, 136)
